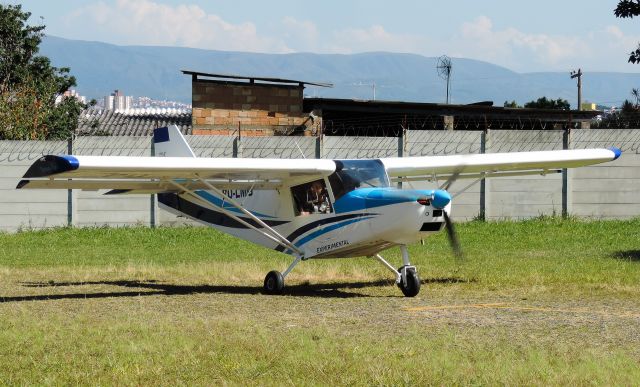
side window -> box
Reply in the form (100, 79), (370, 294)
(291, 179), (333, 216)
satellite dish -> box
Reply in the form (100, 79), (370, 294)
(437, 55), (452, 104)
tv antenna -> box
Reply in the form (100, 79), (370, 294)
(437, 55), (452, 104)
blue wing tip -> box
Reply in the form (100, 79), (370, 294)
(608, 147), (622, 160)
(23, 155), (79, 178)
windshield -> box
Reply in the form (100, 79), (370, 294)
(328, 159), (390, 201)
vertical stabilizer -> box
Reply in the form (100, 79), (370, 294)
(153, 125), (196, 157)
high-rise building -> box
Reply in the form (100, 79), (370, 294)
(104, 89), (132, 110)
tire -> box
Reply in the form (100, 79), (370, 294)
(398, 266), (420, 297)
(264, 270), (284, 294)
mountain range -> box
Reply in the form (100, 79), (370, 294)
(41, 35), (640, 108)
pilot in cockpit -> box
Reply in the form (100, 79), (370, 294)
(300, 180), (332, 215)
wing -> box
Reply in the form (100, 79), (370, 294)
(16, 155), (336, 192)
(382, 148), (621, 182)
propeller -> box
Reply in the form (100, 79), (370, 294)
(443, 210), (463, 260)
(439, 169), (464, 260)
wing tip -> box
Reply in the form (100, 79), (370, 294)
(608, 147), (622, 160)
(23, 155), (79, 178)
(16, 179), (30, 189)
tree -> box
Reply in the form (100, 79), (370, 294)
(632, 88), (640, 106)
(524, 97), (570, 110)
(0, 4), (83, 140)
(614, 0), (640, 63)
(503, 100), (521, 108)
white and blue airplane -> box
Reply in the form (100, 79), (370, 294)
(17, 126), (621, 296)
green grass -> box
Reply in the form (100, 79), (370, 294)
(1, 218), (639, 385)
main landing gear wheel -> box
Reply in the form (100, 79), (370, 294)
(264, 270), (284, 294)
(397, 266), (420, 297)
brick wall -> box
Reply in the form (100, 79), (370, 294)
(192, 81), (314, 136)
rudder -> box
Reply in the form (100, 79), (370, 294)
(153, 125), (196, 157)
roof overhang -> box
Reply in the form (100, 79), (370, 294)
(182, 70), (333, 88)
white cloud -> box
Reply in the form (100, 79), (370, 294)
(65, 0), (291, 52)
(453, 16), (588, 70)
(61, 4), (640, 72)
(327, 25), (429, 54)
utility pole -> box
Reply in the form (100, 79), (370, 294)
(570, 69), (582, 111)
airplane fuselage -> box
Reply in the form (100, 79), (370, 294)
(158, 186), (449, 259)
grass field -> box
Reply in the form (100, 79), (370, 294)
(1, 218), (639, 385)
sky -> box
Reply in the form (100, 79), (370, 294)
(9, 0), (640, 73)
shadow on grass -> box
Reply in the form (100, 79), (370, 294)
(1, 276), (472, 303)
(611, 250), (640, 262)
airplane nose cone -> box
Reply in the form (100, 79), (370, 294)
(432, 190), (452, 209)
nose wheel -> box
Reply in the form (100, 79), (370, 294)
(373, 245), (422, 297)
(397, 266), (420, 297)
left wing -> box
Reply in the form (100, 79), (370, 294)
(17, 155), (336, 192)
(382, 148), (621, 182)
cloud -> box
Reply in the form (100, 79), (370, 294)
(65, 0), (291, 52)
(60, 4), (640, 72)
(453, 16), (588, 70)
(327, 25), (429, 54)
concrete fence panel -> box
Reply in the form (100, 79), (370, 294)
(322, 136), (398, 159)
(73, 137), (152, 227)
(0, 141), (68, 231)
(571, 129), (640, 219)
(406, 130), (482, 220)
(485, 130), (564, 220)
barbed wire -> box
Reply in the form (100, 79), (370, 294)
(1, 129), (640, 163)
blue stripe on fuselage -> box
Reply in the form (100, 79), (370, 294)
(333, 188), (436, 214)
(284, 216), (374, 254)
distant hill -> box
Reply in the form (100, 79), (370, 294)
(41, 35), (640, 108)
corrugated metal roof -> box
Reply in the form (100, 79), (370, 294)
(76, 109), (192, 136)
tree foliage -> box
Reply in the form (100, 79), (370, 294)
(523, 97), (570, 110)
(0, 4), (83, 140)
(503, 100), (521, 108)
(614, 0), (640, 63)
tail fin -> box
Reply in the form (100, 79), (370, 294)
(153, 125), (196, 157)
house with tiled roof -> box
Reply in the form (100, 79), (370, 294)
(76, 108), (192, 136)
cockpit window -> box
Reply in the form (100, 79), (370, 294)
(328, 159), (390, 201)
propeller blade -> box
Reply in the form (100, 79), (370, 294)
(443, 211), (463, 260)
(440, 170), (461, 191)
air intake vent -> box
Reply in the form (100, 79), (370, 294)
(420, 222), (444, 232)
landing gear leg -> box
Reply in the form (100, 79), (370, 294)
(397, 245), (420, 297)
(373, 245), (421, 297)
(263, 255), (303, 295)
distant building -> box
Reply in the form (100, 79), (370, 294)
(103, 89), (133, 110)
(581, 102), (597, 111)
(56, 89), (86, 105)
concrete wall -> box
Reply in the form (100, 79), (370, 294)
(0, 141), (68, 232)
(1, 129), (639, 232)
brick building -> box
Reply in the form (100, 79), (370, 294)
(184, 70), (599, 137)
(185, 71), (331, 136)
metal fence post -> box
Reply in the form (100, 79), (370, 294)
(562, 128), (572, 218)
(479, 129), (489, 221)
(397, 128), (406, 189)
(67, 136), (77, 226)
(150, 137), (157, 227)
(315, 136), (322, 159)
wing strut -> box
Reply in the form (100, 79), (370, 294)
(168, 177), (303, 257)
